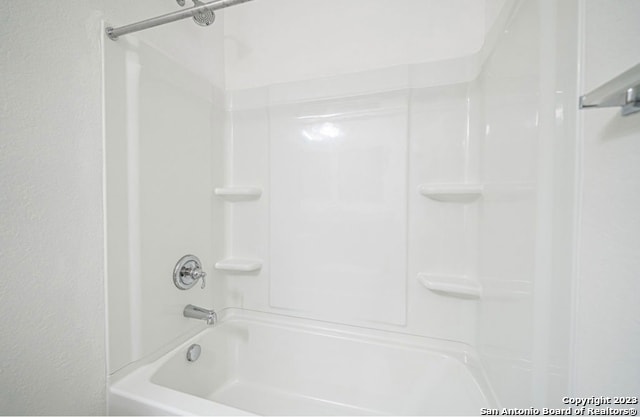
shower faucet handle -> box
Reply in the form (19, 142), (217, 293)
(173, 255), (207, 290)
(192, 269), (207, 289)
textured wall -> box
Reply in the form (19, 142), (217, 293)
(0, 1), (106, 414)
(573, 0), (640, 395)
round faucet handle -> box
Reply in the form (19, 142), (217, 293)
(173, 255), (208, 290)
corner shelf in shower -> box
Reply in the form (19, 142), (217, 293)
(215, 259), (263, 272)
(418, 273), (482, 298)
(214, 187), (262, 202)
(418, 184), (483, 203)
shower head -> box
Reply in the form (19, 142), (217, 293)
(190, 0), (216, 26)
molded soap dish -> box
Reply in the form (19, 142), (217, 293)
(418, 273), (482, 298)
(214, 187), (262, 201)
(418, 184), (483, 203)
(215, 259), (263, 272)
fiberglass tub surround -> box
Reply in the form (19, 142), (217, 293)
(105, 0), (582, 415)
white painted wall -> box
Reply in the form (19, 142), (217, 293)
(223, 0), (486, 90)
(0, 1), (106, 414)
(573, 0), (640, 396)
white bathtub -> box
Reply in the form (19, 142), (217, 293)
(109, 310), (495, 415)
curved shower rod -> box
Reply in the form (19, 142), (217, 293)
(106, 0), (254, 41)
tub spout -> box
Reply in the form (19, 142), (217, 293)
(183, 304), (217, 325)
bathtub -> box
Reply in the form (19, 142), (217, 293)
(109, 310), (495, 415)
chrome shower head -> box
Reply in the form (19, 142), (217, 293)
(191, 0), (216, 26)
(176, 0), (216, 26)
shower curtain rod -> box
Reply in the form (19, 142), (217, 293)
(106, 0), (254, 41)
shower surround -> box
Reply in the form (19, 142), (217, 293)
(106, 0), (583, 414)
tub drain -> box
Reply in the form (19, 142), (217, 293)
(186, 344), (201, 362)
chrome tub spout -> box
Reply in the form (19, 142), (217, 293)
(183, 304), (217, 325)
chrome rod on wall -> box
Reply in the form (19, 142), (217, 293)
(106, 0), (254, 41)
(579, 63), (640, 117)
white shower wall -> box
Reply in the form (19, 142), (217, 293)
(220, 0), (580, 407)
(268, 90), (409, 326)
(104, 4), (228, 374)
(221, 65), (482, 345)
(103, 1), (502, 372)
(223, 0), (487, 90)
(217, 0), (513, 347)
(476, 0), (578, 406)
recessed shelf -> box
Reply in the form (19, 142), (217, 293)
(418, 184), (483, 203)
(418, 273), (482, 298)
(215, 259), (263, 272)
(579, 63), (640, 116)
(214, 187), (262, 201)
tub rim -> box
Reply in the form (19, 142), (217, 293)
(108, 308), (499, 415)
